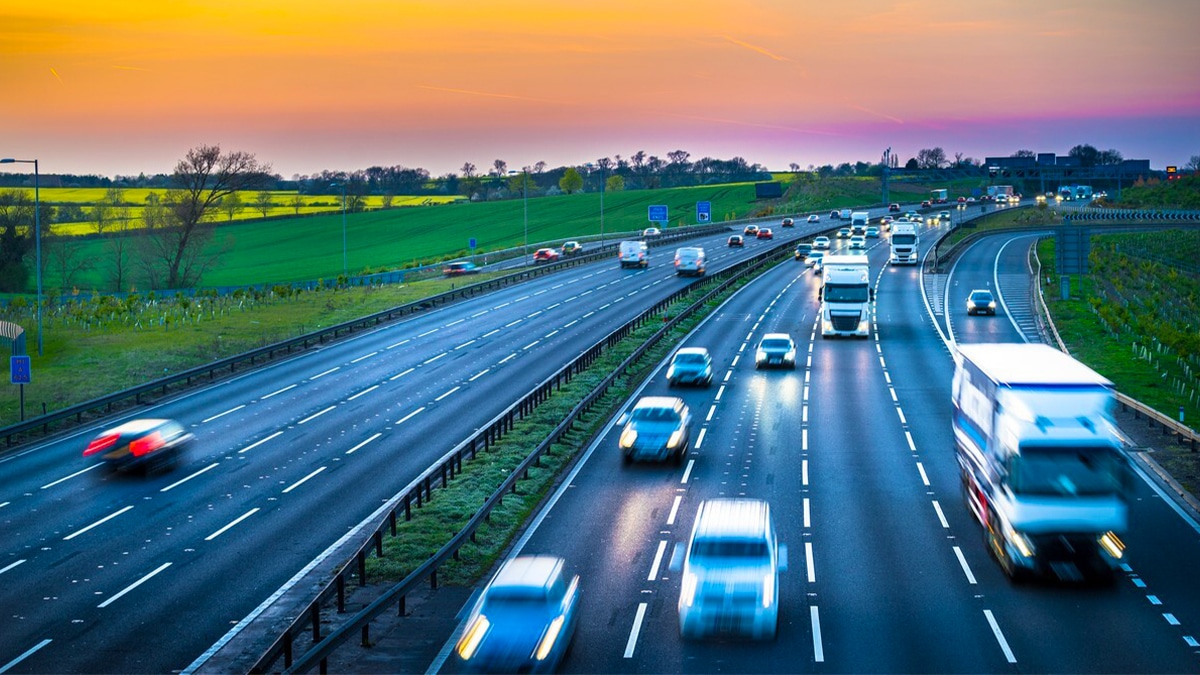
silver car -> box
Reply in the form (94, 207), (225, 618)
(667, 347), (713, 387)
(755, 333), (796, 370)
(619, 396), (692, 464)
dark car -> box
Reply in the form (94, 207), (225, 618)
(781, 217), (794, 228)
(533, 247), (560, 264)
(966, 289), (997, 315)
(921, 200), (932, 208)
(84, 418), (193, 473)
(888, 203), (901, 212)
(456, 555), (580, 673)
(619, 396), (692, 464)
(794, 243), (813, 260)
(667, 347), (713, 387)
(443, 261), (480, 277)
(728, 235), (744, 247)
(755, 333), (797, 369)
(829, 209), (840, 219)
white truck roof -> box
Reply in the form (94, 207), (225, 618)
(956, 343), (1112, 388)
(821, 253), (869, 267)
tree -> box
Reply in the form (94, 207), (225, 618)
(904, 157), (919, 170)
(289, 193), (305, 215)
(1186, 155), (1200, 172)
(789, 163), (800, 172)
(104, 217), (135, 292)
(606, 174), (625, 192)
(143, 145), (270, 289)
(253, 191), (274, 217)
(492, 159), (507, 177)
(1012, 149), (1035, 158)
(381, 192), (395, 209)
(1068, 144), (1100, 167)
(559, 167), (583, 194)
(1097, 148), (1123, 165)
(916, 147), (947, 169)
(220, 192), (244, 222)
(0, 189), (34, 291)
(45, 231), (93, 292)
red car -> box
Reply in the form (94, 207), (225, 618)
(957, 196), (967, 203)
(756, 228), (774, 240)
(533, 248), (560, 264)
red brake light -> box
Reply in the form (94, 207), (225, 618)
(84, 433), (121, 456)
(129, 431), (165, 457)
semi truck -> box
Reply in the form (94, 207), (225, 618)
(952, 343), (1133, 582)
(987, 185), (1014, 199)
(818, 253), (871, 338)
(850, 211), (870, 235)
(930, 188), (949, 204)
(889, 221), (919, 264)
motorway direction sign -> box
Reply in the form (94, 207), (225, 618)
(696, 201), (711, 223)
(1056, 222), (1090, 274)
(10, 355), (30, 384)
(648, 204), (668, 223)
(469, 238), (477, 250)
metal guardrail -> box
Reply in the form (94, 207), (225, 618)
(206, 240), (795, 675)
(1069, 207), (1200, 222)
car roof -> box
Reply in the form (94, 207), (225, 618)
(970, 288), (993, 295)
(104, 418), (173, 435)
(693, 499), (772, 540)
(488, 555), (564, 597)
(676, 347), (709, 357)
(761, 332), (792, 341)
(633, 396), (686, 411)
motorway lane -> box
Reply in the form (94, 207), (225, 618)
(0, 218), (838, 673)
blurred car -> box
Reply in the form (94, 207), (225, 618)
(677, 499), (783, 641)
(533, 248), (560, 264)
(643, 227), (661, 237)
(794, 242), (813, 261)
(755, 333), (796, 370)
(806, 214), (820, 223)
(921, 200), (932, 208)
(443, 261), (480, 277)
(455, 555), (580, 673)
(743, 224), (759, 236)
(829, 209), (840, 219)
(888, 203), (901, 212)
(967, 197), (977, 203)
(781, 217), (794, 228)
(561, 241), (584, 256)
(756, 228), (774, 240)
(848, 234), (866, 250)
(674, 246), (707, 277)
(939, 211), (951, 221)
(865, 226), (880, 238)
(957, 196), (967, 203)
(619, 396), (692, 464)
(805, 250), (825, 273)
(836, 227), (852, 239)
(727, 234), (744, 247)
(667, 347), (713, 387)
(812, 236), (831, 250)
(966, 289), (997, 315)
(84, 418), (193, 473)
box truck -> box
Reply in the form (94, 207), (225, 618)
(850, 211), (870, 235)
(952, 343), (1132, 582)
(889, 221), (919, 265)
(818, 253), (871, 338)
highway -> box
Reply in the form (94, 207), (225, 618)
(0, 213), (838, 674)
(428, 213), (1200, 673)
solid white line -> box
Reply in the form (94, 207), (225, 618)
(469, 369), (490, 382)
(40, 464), (101, 490)
(481, 329), (501, 338)
(202, 404), (245, 424)
(98, 562), (172, 609)
(811, 606), (825, 662)
(346, 433), (382, 455)
(418, 328), (438, 337)
(953, 546), (978, 584)
(522, 340), (540, 350)
(804, 498), (811, 528)
(648, 540), (668, 581)
(802, 459), (809, 486)
(917, 462), (930, 486)
(64, 505), (134, 541)
(706, 406), (716, 422)
(389, 367), (415, 381)
(397, 407), (426, 425)
(983, 610), (1017, 663)
(160, 462), (220, 492)
(347, 385), (379, 401)
(310, 366), (339, 380)
(283, 467), (326, 494)
(423, 353), (446, 365)
(445, 319), (464, 327)
(695, 428), (707, 449)
(805, 542), (816, 582)
(454, 340), (476, 350)
(386, 339), (410, 350)
(667, 496), (682, 526)
(681, 459), (695, 484)
(932, 500), (949, 528)
(350, 351), (378, 363)
(0, 559), (26, 575)
(624, 603), (648, 658)
(0, 638), (52, 673)
(499, 353), (517, 364)
(715, 385), (725, 401)
(435, 386), (460, 402)
(239, 430), (283, 454)
(205, 508), (260, 541)
(298, 405), (336, 424)
(261, 384), (297, 400)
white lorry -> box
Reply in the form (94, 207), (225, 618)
(889, 221), (919, 265)
(818, 253), (871, 338)
(952, 343), (1132, 582)
(850, 211), (870, 235)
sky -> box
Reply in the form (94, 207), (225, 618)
(2, 0), (1198, 179)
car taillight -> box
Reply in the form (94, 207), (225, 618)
(129, 431), (165, 457)
(84, 433), (121, 456)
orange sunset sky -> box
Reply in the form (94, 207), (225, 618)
(2, 0), (1198, 178)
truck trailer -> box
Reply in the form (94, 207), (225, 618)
(952, 343), (1132, 582)
(819, 253), (871, 338)
(930, 188), (948, 204)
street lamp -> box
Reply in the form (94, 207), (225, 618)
(508, 169), (529, 260)
(1, 157), (41, 356)
(330, 182), (347, 277)
(585, 162), (607, 246)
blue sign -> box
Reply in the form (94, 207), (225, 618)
(696, 201), (711, 223)
(10, 355), (30, 384)
(469, 238), (477, 250)
(648, 204), (668, 223)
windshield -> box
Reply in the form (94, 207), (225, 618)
(892, 234), (916, 245)
(1008, 445), (1125, 496)
(631, 407), (681, 423)
(674, 353), (707, 364)
(690, 538), (770, 561)
(760, 339), (792, 351)
(970, 292), (993, 302)
(824, 283), (869, 303)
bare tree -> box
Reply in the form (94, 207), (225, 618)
(916, 147), (947, 169)
(220, 192), (244, 222)
(533, 161), (547, 175)
(789, 163), (800, 172)
(289, 193), (305, 215)
(492, 159), (507, 177)
(1012, 149), (1035, 158)
(104, 218), (135, 292)
(253, 191), (274, 217)
(142, 145), (269, 289)
(381, 192), (395, 209)
(45, 232), (93, 292)
(1186, 155), (1200, 172)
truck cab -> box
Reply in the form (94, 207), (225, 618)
(819, 253), (871, 338)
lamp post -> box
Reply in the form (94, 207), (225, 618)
(1, 157), (41, 356)
(330, 182), (347, 277)
(508, 169), (529, 260)
(585, 162), (607, 246)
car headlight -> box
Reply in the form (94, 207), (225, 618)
(785, 349), (796, 362)
(1002, 522), (1036, 558)
(666, 365), (676, 378)
(762, 573), (775, 608)
(1099, 531), (1125, 559)
(456, 614), (491, 661)
(988, 301), (996, 309)
(534, 615), (566, 661)
(620, 428), (637, 449)
(667, 429), (685, 450)
(680, 571), (698, 607)
(756, 349), (766, 362)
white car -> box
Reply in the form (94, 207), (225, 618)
(643, 227), (661, 237)
(806, 214), (820, 223)
(848, 235), (866, 250)
(812, 236), (831, 250)
(805, 250), (825, 273)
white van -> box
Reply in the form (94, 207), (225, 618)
(618, 240), (649, 268)
(676, 499), (784, 640)
(673, 247), (706, 276)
